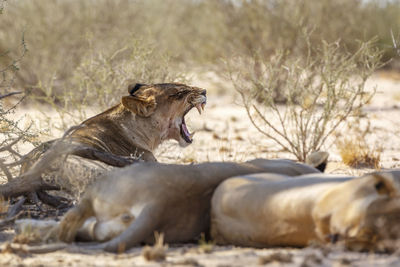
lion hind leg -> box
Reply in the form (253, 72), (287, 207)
(59, 198), (94, 243)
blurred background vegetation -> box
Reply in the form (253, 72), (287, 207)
(1, 0), (399, 103)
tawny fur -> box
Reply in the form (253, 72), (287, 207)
(55, 159), (321, 252)
(211, 170), (400, 251)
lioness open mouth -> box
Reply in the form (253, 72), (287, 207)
(180, 102), (206, 144)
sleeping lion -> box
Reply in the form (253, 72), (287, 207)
(211, 170), (400, 251)
(15, 158), (322, 251)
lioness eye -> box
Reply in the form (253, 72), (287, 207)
(374, 180), (391, 196)
(169, 90), (189, 100)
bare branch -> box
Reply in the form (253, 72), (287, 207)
(0, 159), (13, 181)
(37, 191), (71, 209)
(6, 196), (26, 218)
(0, 91), (23, 100)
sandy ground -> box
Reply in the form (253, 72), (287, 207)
(1, 73), (400, 266)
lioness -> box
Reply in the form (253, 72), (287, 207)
(67, 83), (207, 160)
(44, 159), (321, 251)
(24, 82), (207, 163)
(21, 83), (207, 197)
(211, 171), (400, 251)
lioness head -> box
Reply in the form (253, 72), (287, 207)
(314, 170), (400, 251)
(121, 83), (206, 147)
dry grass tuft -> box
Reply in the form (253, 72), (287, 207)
(13, 226), (42, 245)
(338, 139), (381, 168)
(198, 233), (215, 254)
(337, 121), (381, 169)
(142, 232), (168, 262)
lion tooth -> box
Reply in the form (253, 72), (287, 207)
(196, 104), (202, 115)
(190, 131), (196, 138)
(201, 103), (205, 111)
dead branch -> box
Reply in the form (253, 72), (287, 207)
(7, 196), (26, 219)
(0, 91), (22, 100)
(0, 159), (13, 182)
(0, 120), (139, 203)
(0, 175), (59, 200)
(0, 138), (138, 200)
(0, 136), (24, 153)
(0, 139), (72, 199)
(37, 191), (71, 209)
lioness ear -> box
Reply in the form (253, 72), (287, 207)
(121, 95), (157, 117)
(372, 173), (397, 196)
(128, 83), (147, 95)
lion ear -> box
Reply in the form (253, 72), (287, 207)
(371, 173), (397, 197)
(121, 95), (157, 117)
(128, 83), (147, 95)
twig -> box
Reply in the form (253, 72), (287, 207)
(0, 159), (13, 182)
(391, 29), (400, 55)
(6, 196), (26, 218)
(0, 139), (68, 199)
(0, 136), (24, 153)
(37, 191), (71, 209)
(0, 91), (22, 100)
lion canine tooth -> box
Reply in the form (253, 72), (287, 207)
(201, 103), (205, 111)
(196, 104), (202, 115)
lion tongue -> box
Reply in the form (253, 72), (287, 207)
(181, 121), (192, 143)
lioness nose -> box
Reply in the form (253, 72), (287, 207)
(201, 90), (206, 96)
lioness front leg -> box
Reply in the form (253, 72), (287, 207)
(76, 213), (135, 242)
(98, 204), (162, 252)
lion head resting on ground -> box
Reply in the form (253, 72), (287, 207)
(67, 82), (207, 161)
(211, 170), (400, 251)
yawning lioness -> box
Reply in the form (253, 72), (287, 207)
(21, 83), (207, 198)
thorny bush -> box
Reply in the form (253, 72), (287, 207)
(229, 32), (384, 162)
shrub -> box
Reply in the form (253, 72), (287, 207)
(0, 0), (399, 103)
(228, 31), (384, 162)
(0, 1), (39, 182)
